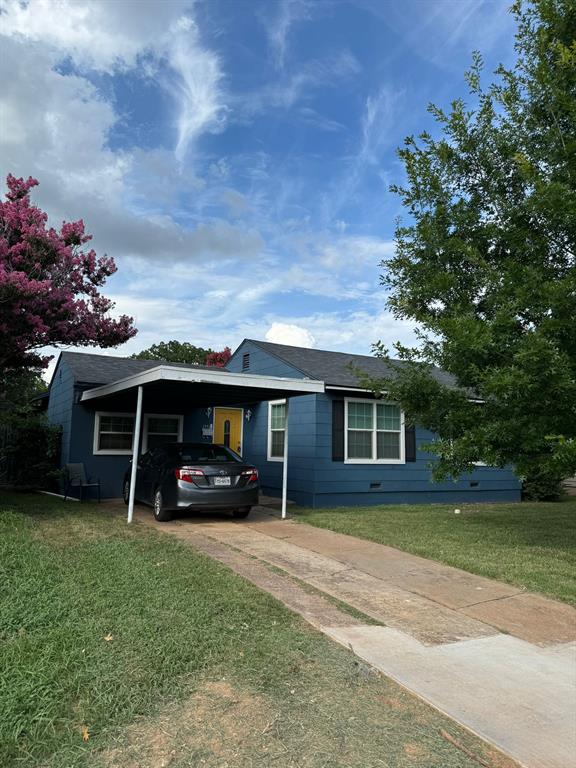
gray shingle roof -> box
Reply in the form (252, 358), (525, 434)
(55, 351), (214, 386)
(245, 339), (458, 389)
(55, 342), (458, 392)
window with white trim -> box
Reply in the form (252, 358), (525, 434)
(94, 412), (135, 454)
(93, 412), (183, 455)
(267, 400), (286, 461)
(345, 399), (404, 463)
(143, 414), (183, 451)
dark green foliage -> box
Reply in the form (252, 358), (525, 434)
(0, 367), (46, 426)
(375, 1), (576, 499)
(0, 368), (60, 489)
(0, 421), (61, 489)
(130, 340), (212, 365)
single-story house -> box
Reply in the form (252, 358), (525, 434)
(46, 338), (521, 507)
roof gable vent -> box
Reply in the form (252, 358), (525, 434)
(242, 353), (250, 372)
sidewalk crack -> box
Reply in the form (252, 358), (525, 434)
(458, 591), (525, 610)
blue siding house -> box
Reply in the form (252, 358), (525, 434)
(46, 339), (521, 506)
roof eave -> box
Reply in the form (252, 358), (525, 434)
(79, 365), (325, 402)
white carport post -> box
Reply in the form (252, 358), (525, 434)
(281, 397), (290, 520)
(127, 385), (144, 524)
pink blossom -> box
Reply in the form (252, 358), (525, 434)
(206, 346), (232, 368)
(0, 174), (136, 370)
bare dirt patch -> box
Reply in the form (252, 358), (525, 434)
(97, 679), (274, 768)
(404, 742), (428, 759)
(95, 676), (517, 768)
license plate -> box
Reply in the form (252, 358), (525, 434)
(214, 476), (231, 487)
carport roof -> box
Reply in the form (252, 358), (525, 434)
(55, 350), (214, 386)
(79, 364), (324, 407)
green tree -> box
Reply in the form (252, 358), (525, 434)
(0, 366), (46, 429)
(0, 367), (61, 489)
(374, 0), (576, 499)
(131, 340), (213, 366)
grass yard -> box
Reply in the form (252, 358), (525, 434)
(295, 498), (576, 606)
(0, 492), (518, 768)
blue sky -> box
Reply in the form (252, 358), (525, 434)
(0, 0), (517, 368)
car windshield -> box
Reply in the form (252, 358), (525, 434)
(171, 444), (240, 464)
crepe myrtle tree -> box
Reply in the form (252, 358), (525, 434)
(369, 0), (576, 499)
(0, 174), (136, 373)
(205, 346), (232, 368)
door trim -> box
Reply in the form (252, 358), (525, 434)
(213, 407), (244, 455)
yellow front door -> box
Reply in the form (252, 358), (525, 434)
(213, 408), (243, 455)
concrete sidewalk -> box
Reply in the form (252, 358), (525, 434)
(134, 504), (576, 768)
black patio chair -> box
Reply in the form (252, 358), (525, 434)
(63, 463), (101, 502)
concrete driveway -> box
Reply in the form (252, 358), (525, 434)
(134, 503), (576, 768)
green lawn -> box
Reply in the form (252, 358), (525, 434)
(295, 498), (576, 605)
(0, 492), (517, 768)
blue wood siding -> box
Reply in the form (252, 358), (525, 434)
(309, 391), (521, 506)
(241, 391), (520, 508)
(228, 342), (521, 507)
(237, 395), (317, 506)
(46, 359), (75, 468)
(70, 404), (210, 499)
(226, 340), (317, 505)
(226, 340), (305, 378)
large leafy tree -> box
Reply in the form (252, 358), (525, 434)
(131, 340), (212, 366)
(0, 174), (136, 372)
(131, 341), (232, 368)
(374, 0), (575, 498)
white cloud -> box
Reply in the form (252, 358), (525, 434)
(0, 5), (259, 266)
(168, 17), (227, 162)
(238, 50), (360, 117)
(266, 0), (311, 70)
(317, 234), (395, 270)
(0, 0), (191, 71)
(0, 0), (227, 161)
(361, 87), (398, 162)
(0, 34), (124, 191)
(256, 309), (417, 357)
(320, 85), (401, 223)
(297, 107), (346, 133)
(221, 188), (250, 217)
(265, 322), (316, 348)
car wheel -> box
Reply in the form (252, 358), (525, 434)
(122, 478), (130, 505)
(232, 506), (251, 519)
(153, 489), (172, 522)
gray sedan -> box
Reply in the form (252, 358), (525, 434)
(123, 442), (259, 522)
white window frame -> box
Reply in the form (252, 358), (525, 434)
(344, 398), (405, 464)
(267, 399), (286, 462)
(93, 412), (183, 455)
(142, 414), (184, 453)
(93, 411), (135, 455)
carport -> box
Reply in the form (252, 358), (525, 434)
(80, 365), (325, 522)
